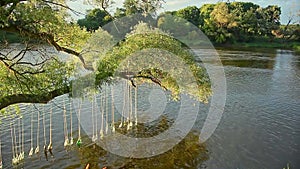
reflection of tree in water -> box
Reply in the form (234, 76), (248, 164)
(77, 116), (209, 169)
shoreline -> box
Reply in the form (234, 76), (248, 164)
(213, 41), (300, 54)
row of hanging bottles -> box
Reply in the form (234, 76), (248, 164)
(1, 79), (138, 167)
(62, 81), (139, 147)
(7, 103), (54, 166)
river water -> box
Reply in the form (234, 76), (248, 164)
(0, 49), (299, 169)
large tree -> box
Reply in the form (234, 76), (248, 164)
(0, 0), (211, 111)
(0, 0), (91, 111)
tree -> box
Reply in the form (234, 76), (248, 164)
(77, 8), (112, 31)
(0, 0), (91, 110)
(115, 0), (165, 16)
(262, 5), (281, 38)
(175, 6), (201, 26)
(0, 0), (212, 112)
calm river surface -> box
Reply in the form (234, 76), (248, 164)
(0, 49), (299, 169)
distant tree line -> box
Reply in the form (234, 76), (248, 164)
(77, 1), (299, 44)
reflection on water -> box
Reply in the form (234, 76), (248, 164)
(1, 49), (300, 169)
(77, 130), (208, 169)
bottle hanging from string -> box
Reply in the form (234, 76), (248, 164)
(135, 86), (138, 126)
(35, 107), (40, 156)
(29, 106), (34, 157)
(11, 122), (17, 165)
(18, 117), (21, 162)
(13, 122), (19, 164)
(43, 106), (48, 161)
(92, 96), (97, 143)
(100, 91), (104, 140)
(69, 99), (74, 146)
(111, 85), (115, 133)
(20, 117), (24, 161)
(119, 80), (127, 129)
(63, 99), (69, 148)
(48, 101), (53, 157)
(0, 127), (3, 169)
(76, 100), (82, 148)
(105, 85), (109, 134)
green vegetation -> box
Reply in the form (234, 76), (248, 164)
(1, 0), (212, 111)
(159, 2), (299, 50)
(0, 0), (299, 111)
(95, 23), (211, 102)
(77, 8), (112, 32)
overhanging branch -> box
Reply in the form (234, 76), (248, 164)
(0, 86), (70, 110)
(1, 26), (92, 70)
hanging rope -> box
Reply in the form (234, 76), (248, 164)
(18, 117), (21, 161)
(76, 100), (82, 147)
(13, 123), (18, 164)
(119, 80), (127, 128)
(127, 81), (131, 131)
(29, 106), (34, 157)
(0, 128), (2, 168)
(92, 96), (96, 142)
(21, 117), (24, 161)
(35, 108), (40, 155)
(43, 106), (48, 161)
(69, 100), (74, 145)
(63, 99), (69, 148)
(105, 85), (109, 134)
(129, 82), (133, 128)
(48, 101), (53, 157)
(100, 91), (104, 139)
(95, 96), (98, 140)
(11, 122), (17, 165)
(111, 85), (115, 133)
(135, 86), (138, 126)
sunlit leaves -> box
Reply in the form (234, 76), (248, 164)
(95, 23), (211, 103)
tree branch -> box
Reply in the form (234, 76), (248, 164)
(0, 86), (70, 110)
(1, 25), (93, 70)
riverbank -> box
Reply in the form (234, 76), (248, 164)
(214, 40), (300, 54)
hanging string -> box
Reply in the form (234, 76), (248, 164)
(95, 96), (98, 140)
(76, 100), (82, 147)
(92, 96), (96, 142)
(63, 99), (69, 148)
(135, 86), (138, 126)
(43, 106), (47, 147)
(111, 85), (115, 133)
(11, 122), (16, 165)
(35, 108), (40, 155)
(0, 127), (2, 168)
(105, 85), (109, 134)
(100, 91), (104, 139)
(18, 117), (21, 161)
(127, 81), (131, 131)
(129, 82), (133, 128)
(119, 80), (127, 128)
(29, 106), (34, 156)
(21, 117), (24, 161)
(43, 106), (48, 161)
(69, 100), (73, 145)
(13, 123), (18, 163)
(48, 101), (53, 157)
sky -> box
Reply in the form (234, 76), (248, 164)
(67, 0), (300, 24)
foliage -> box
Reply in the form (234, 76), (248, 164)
(0, 55), (74, 99)
(77, 8), (112, 32)
(114, 0), (165, 17)
(175, 6), (201, 26)
(164, 2), (282, 44)
(0, 0), (91, 110)
(96, 23), (211, 103)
